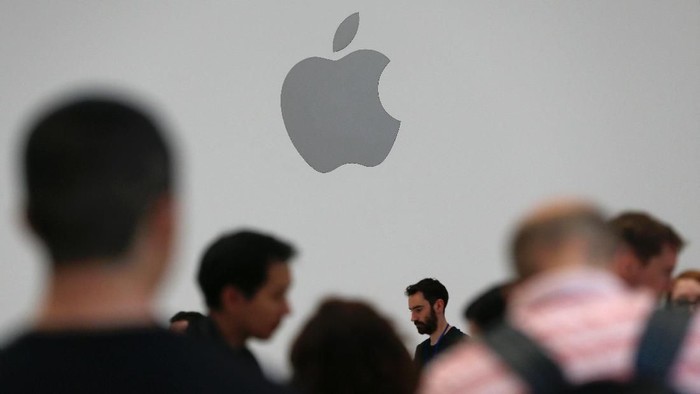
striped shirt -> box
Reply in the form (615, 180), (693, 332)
(419, 267), (700, 394)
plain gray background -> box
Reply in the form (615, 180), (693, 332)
(1, 1), (699, 379)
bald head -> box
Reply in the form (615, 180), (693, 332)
(511, 199), (618, 279)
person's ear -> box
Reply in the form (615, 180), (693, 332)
(148, 195), (176, 251)
(434, 299), (446, 314)
(21, 204), (38, 236)
(467, 320), (480, 337)
(610, 245), (639, 283)
(135, 195), (177, 291)
(220, 285), (247, 313)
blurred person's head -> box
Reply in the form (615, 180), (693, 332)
(405, 278), (448, 336)
(669, 270), (700, 312)
(609, 212), (684, 296)
(197, 230), (295, 347)
(511, 200), (618, 280)
(22, 95), (175, 318)
(290, 298), (418, 394)
(169, 311), (205, 334)
(463, 282), (513, 336)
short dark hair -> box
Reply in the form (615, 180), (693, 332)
(463, 283), (508, 331)
(290, 298), (418, 394)
(197, 230), (295, 309)
(169, 311), (205, 324)
(22, 96), (173, 263)
(609, 212), (684, 265)
(405, 278), (449, 308)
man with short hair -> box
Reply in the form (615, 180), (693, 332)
(406, 278), (466, 369)
(463, 281), (513, 336)
(192, 230), (294, 375)
(0, 95), (280, 393)
(420, 200), (700, 393)
(169, 311), (206, 334)
(609, 211), (684, 296)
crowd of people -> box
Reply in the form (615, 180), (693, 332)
(1, 94), (699, 393)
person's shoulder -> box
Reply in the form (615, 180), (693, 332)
(0, 327), (287, 394)
(415, 337), (430, 351)
(448, 326), (467, 339)
(419, 340), (525, 394)
(439, 326), (468, 349)
(136, 330), (286, 392)
(665, 311), (700, 393)
(0, 329), (58, 366)
(414, 338), (430, 362)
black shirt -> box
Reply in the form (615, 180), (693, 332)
(0, 326), (285, 394)
(186, 316), (265, 377)
(414, 326), (467, 369)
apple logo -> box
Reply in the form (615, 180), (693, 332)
(281, 12), (400, 173)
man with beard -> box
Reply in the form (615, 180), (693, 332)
(406, 278), (466, 369)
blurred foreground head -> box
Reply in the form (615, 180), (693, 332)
(23, 95), (174, 286)
(609, 211), (684, 296)
(510, 200), (618, 280)
(463, 281), (513, 336)
(7, 95), (293, 394)
(291, 298), (418, 394)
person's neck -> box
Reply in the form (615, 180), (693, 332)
(429, 318), (450, 345)
(210, 312), (247, 349)
(36, 260), (154, 331)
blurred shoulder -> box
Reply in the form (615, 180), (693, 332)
(418, 340), (526, 394)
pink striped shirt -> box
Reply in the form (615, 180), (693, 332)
(419, 267), (700, 394)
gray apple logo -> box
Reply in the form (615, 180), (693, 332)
(281, 12), (400, 173)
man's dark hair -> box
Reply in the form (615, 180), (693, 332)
(464, 283), (508, 331)
(609, 212), (685, 265)
(169, 311), (206, 324)
(22, 96), (173, 264)
(197, 230), (295, 309)
(405, 278), (449, 308)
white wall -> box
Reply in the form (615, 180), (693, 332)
(1, 1), (699, 379)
